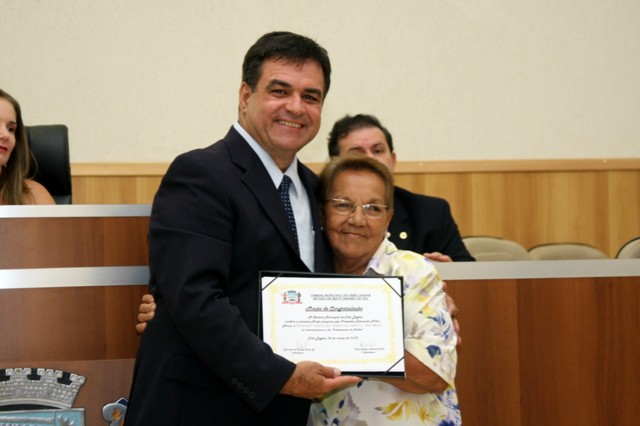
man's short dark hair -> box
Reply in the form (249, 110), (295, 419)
(327, 114), (394, 157)
(242, 31), (331, 98)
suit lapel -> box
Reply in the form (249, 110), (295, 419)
(297, 162), (333, 272)
(389, 187), (413, 250)
(224, 127), (304, 260)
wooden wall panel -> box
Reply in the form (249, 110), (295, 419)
(448, 279), (522, 426)
(608, 171), (640, 256)
(446, 276), (640, 426)
(394, 169), (639, 258)
(72, 176), (163, 205)
(529, 172), (610, 247)
(0, 217), (149, 269)
(0, 286), (147, 362)
(516, 278), (600, 425)
(70, 162), (640, 258)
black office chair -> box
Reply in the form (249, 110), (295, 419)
(26, 124), (72, 204)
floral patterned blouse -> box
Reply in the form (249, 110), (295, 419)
(307, 239), (461, 425)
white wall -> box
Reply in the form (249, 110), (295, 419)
(2, 0), (639, 163)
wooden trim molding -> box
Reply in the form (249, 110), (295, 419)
(72, 158), (640, 176)
(391, 158), (640, 173)
(71, 162), (170, 176)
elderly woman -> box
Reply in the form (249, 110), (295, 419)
(0, 89), (54, 205)
(308, 154), (460, 425)
(135, 155), (461, 424)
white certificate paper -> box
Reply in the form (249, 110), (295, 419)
(260, 272), (405, 377)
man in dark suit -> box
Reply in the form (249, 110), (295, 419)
(125, 31), (359, 426)
(327, 114), (474, 262)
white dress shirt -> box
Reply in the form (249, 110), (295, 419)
(233, 122), (315, 271)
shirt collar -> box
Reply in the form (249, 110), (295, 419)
(234, 122), (301, 191)
(365, 238), (397, 276)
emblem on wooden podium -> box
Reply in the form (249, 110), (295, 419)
(0, 367), (85, 425)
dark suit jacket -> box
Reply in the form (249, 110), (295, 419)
(388, 186), (475, 261)
(126, 127), (332, 425)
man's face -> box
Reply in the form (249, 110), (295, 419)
(336, 127), (397, 173)
(239, 59), (325, 170)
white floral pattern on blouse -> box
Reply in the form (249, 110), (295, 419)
(307, 238), (461, 425)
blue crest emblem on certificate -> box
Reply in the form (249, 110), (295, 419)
(281, 290), (302, 304)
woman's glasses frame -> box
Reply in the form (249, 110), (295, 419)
(327, 198), (388, 219)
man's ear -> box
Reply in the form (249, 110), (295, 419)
(239, 82), (252, 113)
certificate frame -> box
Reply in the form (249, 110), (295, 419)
(259, 271), (405, 377)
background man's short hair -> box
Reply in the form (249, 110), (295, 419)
(327, 114), (394, 157)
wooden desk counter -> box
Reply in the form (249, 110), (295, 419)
(0, 204), (150, 269)
(1, 205), (150, 425)
(437, 260), (640, 426)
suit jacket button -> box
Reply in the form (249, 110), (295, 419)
(231, 378), (238, 385)
(243, 387), (250, 394)
(237, 381), (244, 389)
(249, 391), (256, 399)
(400, 231), (408, 240)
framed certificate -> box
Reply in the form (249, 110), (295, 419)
(259, 271), (405, 377)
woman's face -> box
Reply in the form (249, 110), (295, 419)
(324, 169), (392, 273)
(0, 98), (17, 169)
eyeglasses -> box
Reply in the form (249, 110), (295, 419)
(327, 198), (388, 219)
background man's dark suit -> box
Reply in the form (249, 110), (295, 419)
(126, 127), (331, 425)
(388, 186), (475, 261)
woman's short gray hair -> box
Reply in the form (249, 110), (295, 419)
(317, 154), (394, 211)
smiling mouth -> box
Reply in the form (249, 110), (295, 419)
(278, 120), (302, 129)
(342, 231), (365, 238)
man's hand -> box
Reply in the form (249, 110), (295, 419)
(423, 252), (453, 262)
(136, 294), (156, 334)
(280, 361), (361, 399)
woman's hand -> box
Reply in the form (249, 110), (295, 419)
(381, 351), (449, 394)
(136, 293), (156, 334)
